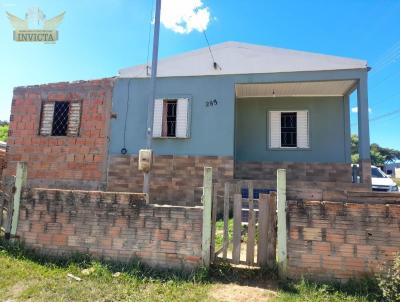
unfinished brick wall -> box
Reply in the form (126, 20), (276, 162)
(107, 154), (234, 206)
(3, 78), (114, 190)
(16, 188), (202, 270)
(287, 200), (400, 281)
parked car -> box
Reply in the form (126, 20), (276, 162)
(371, 165), (399, 192)
(352, 165), (399, 192)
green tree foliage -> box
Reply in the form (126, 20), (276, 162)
(351, 134), (400, 165)
(0, 124), (8, 142)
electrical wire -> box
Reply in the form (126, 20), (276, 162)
(202, 30), (219, 69)
(369, 68), (400, 91)
(370, 108), (400, 122)
(351, 107), (400, 126)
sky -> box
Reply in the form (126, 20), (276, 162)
(0, 0), (399, 149)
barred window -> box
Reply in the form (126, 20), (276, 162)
(281, 112), (297, 147)
(164, 100), (177, 137)
(152, 98), (190, 138)
(269, 110), (309, 149)
(39, 101), (82, 137)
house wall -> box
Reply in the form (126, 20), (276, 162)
(108, 75), (353, 201)
(17, 188), (202, 270)
(235, 97), (350, 163)
(287, 199), (400, 281)
(107, 154), (233, 205)
(108, 76), (236, 204)
(109, 77), (235, 156)
(3, 78), (114, 190)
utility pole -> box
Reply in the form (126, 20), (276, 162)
(143, 0), (162, 196)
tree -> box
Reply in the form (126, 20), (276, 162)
(351, 134), (400, 165)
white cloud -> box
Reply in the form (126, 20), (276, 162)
(351, 107), (372, 113)
(0, 2), (16, 8)
(161, 0), (211, 34)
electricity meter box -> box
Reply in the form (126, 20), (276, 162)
(138, 149), (153, 172)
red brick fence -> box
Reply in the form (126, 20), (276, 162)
(2, 164), (399, 281)
(16, 188), (202, 270)
(287, 199), (400, 281)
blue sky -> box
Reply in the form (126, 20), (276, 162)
(0, 0), (399, 149)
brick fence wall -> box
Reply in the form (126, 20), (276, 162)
(287, 199), (400, 281)
(107, 154), (234, 206)
(3, 78), (114, 190)
(16, 188), (203, 270)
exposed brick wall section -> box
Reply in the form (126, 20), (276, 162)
(107, 155), (234, 206)
(17, 188), (202, 270)
(235, 161), (352, 183)
(287, 200), (400, 281)
(3, 79), (114, 190)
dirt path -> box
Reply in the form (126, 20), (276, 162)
(209, 282), (278, 302)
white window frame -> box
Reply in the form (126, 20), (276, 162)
(268, 110), (310, 149)
(152, 97), (191, 139)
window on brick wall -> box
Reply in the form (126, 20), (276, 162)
(152, 98), (190, 138)
(39, 101), (82, 136)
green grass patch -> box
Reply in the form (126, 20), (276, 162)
(394, 178), (400, 186)
(0, 238), (383, 301)
(276, 278), (382, 302)
(215, 219), (233, 247)
(0, 239), (211, 302)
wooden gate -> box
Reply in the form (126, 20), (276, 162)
(210, 181), (277, 267)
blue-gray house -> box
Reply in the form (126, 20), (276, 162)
(106, 42), (371, 204)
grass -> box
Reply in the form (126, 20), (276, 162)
(215, 218), (233, 247)
(394, 178), (400, 186)
(0, 239), (211, 302)
(275, 278), (382, 302)
(0, 238), (383, 302)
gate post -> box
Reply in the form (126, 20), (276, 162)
(10, 162), (28, 237)
(276, 169), (287, 277)
(201, 167), (212, 267)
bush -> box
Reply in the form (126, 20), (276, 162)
(378, 254), (400, 302)
(0, 125), (8, 142)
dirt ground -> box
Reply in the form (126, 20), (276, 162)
(209, 282), (278, 302)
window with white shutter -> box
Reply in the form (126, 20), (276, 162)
(152, 99), (163, 137)
(176, 98), (189, 138)
(152, 98), (190, 138)
(268, 110), (309, 149)
(39, 101), (82, 137)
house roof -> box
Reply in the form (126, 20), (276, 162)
(119, 41), (368, 78)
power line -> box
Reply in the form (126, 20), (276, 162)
(351, 107), (400, 126)
(370, 108), (400, 122)
(202, 30), (219, 69)
(369, 68), (400, 91)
